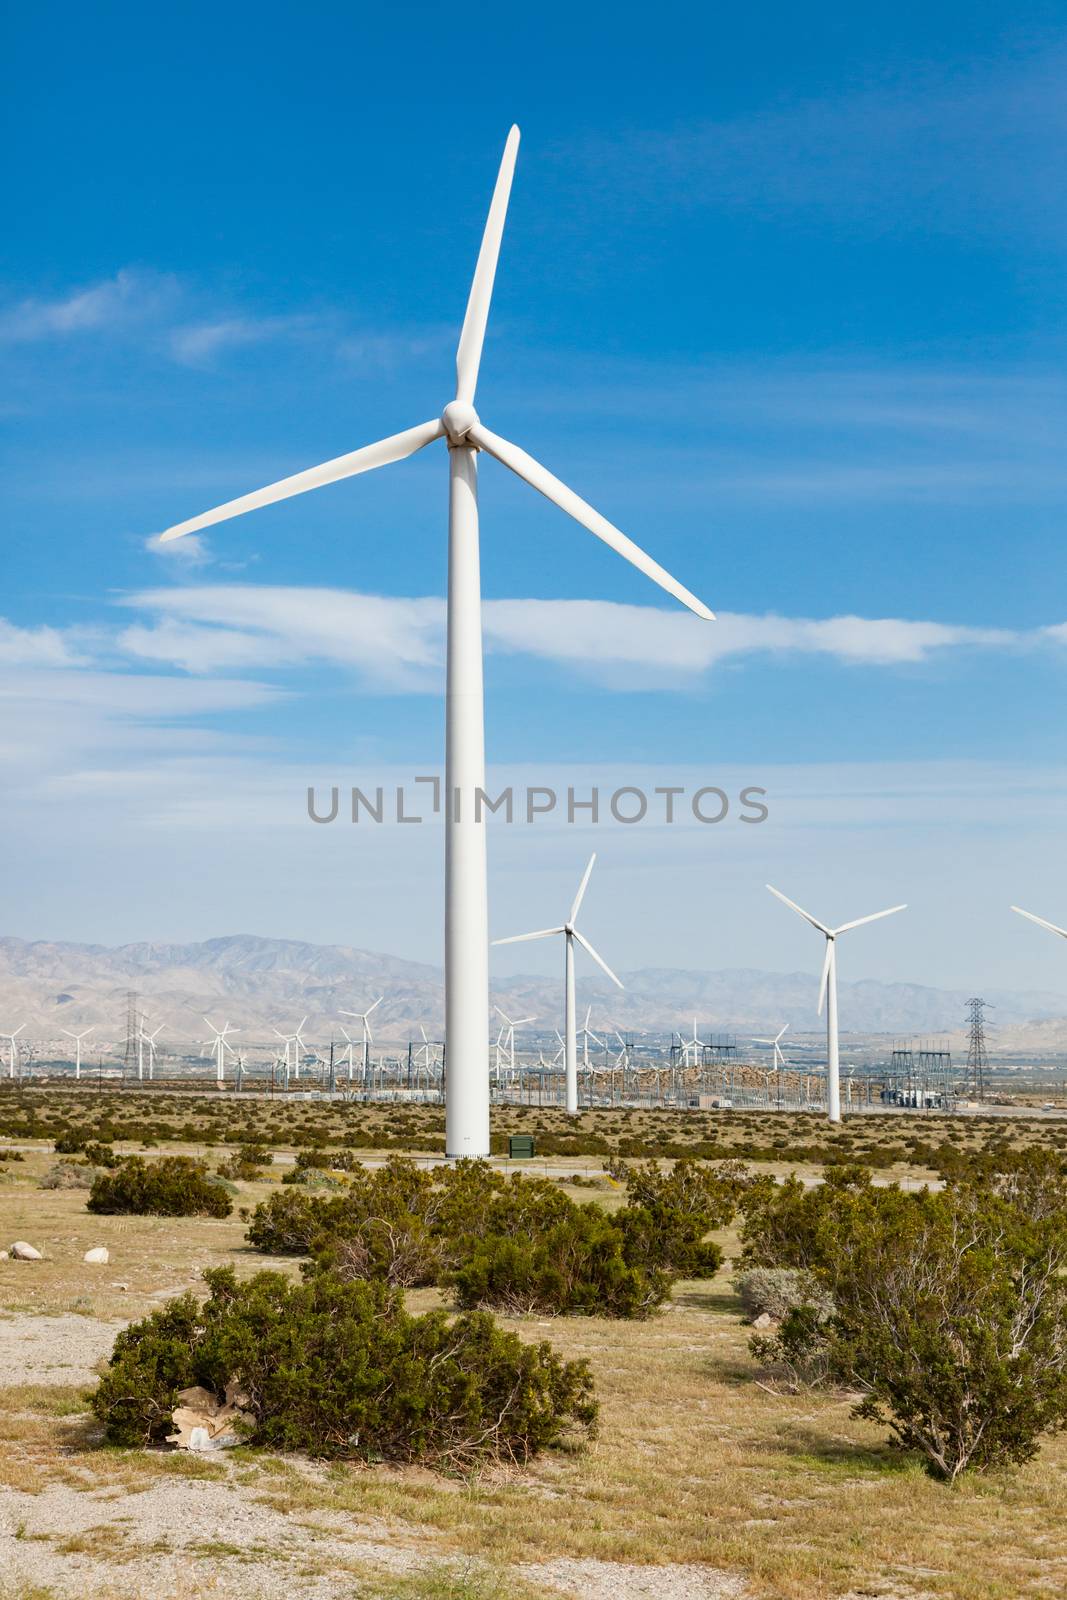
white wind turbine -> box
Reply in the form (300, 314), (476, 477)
(678, 1018), (707, 1068)
(202, 1017), (238, 1086)
(753, 1023), (789, 1072)
(576, 1006), (602, 1070)
(156, 128), (712, 1159)
(766, 886), (906, 1123)
(141, 1021), (165, 1080)
(493, 853), (623, 1115)
(61, 1025), (95, 1081)
(271, 1017), (307, 1084)
(340, 999), (382, 1090)
(338, 1025), (357, 1084)
(2, 1023), (25, 1080)
(493, 1004), (536, 1077)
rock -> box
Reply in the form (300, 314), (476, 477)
(84, 1247), (109, 1264)
(110, 1281), (130, 1292)
(11, 1241), (42, 1261)
(752, 1312), (774, 1330)
(167, 1380), (252, 1451)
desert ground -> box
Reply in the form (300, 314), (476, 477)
(1, 1092), (1065, 1600)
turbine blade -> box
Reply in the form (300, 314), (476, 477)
(817, 939), (834, 1016)
(766, 884), (832, 936)
(492, 927), (565, 945)
(159, 419), (445, 542)
(775, 1024), (789, 1042)
(468, 422), (715, 620)
(573, 929), (624, 989)
(570, 853), (597, 924)
(455, 126), (520, 405)
(833, 904), (907, 935)
(1011, 906), (1067, 941)
(366, 997), (383, 1015)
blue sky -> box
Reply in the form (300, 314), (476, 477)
(2, 3), (1066, 996)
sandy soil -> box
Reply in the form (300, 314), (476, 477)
(0, 1312), (129, 1386)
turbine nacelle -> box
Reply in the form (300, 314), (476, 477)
(441, 400), (480, 444)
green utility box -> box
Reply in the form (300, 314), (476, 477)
(508, 1134), (536, 1159)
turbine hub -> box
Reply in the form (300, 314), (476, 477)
(442, 400), (479, 443)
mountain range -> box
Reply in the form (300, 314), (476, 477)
(2, 933), (1066, 1058)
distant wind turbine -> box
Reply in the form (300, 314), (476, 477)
(493, 1004), (536, 1077)
(202, 1017), (238, 1086)
(61, 1026), (95, 1081)
(493, 853), (623, 1115)
(753, 1023), (789, 1072)
(2, 1023), (25, 1080)
(156, 128), (713, 1159)
(141, 1021), (165, 1080)
(766, 886), (906, 1123)
(340, 999), (382, 1092)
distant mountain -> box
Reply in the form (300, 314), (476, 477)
(1, 933), (1065, 1055)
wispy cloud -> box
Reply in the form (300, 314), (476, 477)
(0, 620), (87, 667)
(168, 314), (317, 367)
(0, 269), (179, 345)
(109, 584), (1034, 689)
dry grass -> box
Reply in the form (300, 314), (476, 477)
(1, 1146), (1066, 1598)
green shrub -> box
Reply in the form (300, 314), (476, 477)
(91, 1265), (597, 1466)
(88, 1156), (232, 1218)
(450, 1203), (670, 1319)
(244, 1188), (328, 1252)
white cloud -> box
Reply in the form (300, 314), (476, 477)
(0, 269), (177, 344)
(168, 315), (314, 367)
(0, 620), (88, 667)
(114, 585), (1028, 686)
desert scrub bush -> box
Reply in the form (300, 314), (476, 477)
(92, 1265), (597, 1467)
(733, 1266), (834, 1324)
(40, 1159), (97, 1190)
(87, 1156), (232, 1218)
(244, 1188), (330, 1252)
(827, 1184), (1067, 1480)
(0, 1147), (24, 1163)
(449, 1203), (671, 1318)
(216, 1142), (272, 1181)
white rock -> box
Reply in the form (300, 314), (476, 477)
(11, 1241), (42, 1261)
(84, 1247), (109, 1264)
(752, 1311), (774, 1330)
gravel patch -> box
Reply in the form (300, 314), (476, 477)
(0, 1478), (423, 1599)
(521, 1557), (750, 1600)
(0, 1312), (127, 1385)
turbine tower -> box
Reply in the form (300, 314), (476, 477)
(493, 853), (623, 1115)
(157, 129), (713, 1158)
(61, 1025), (95, 1081)
(766, 886), (905, 1123)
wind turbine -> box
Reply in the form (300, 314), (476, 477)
(141, 1021), (165, 1080)
(271, 1017), (307, 1085)
(753, 1023), (789, 1072)
(766, 886), (906, 1123)
(156, 128), (713, 1159)
(576, 1006), (602, 1070)
(493, 853), (623, 1115)
(2, 1023), (25, 1080)
(338, 1025), (357, 1084)
(61, 1025), (95, 1081)
(340, 999), (382, 1092)
(202, 1017), (238, 1086)
(493, 1004), (535, 1077)
(678, 1018), (707, 1068)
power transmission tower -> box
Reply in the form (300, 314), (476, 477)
(122, 991), (140, 1078)
(965, 998), (990, 1101)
